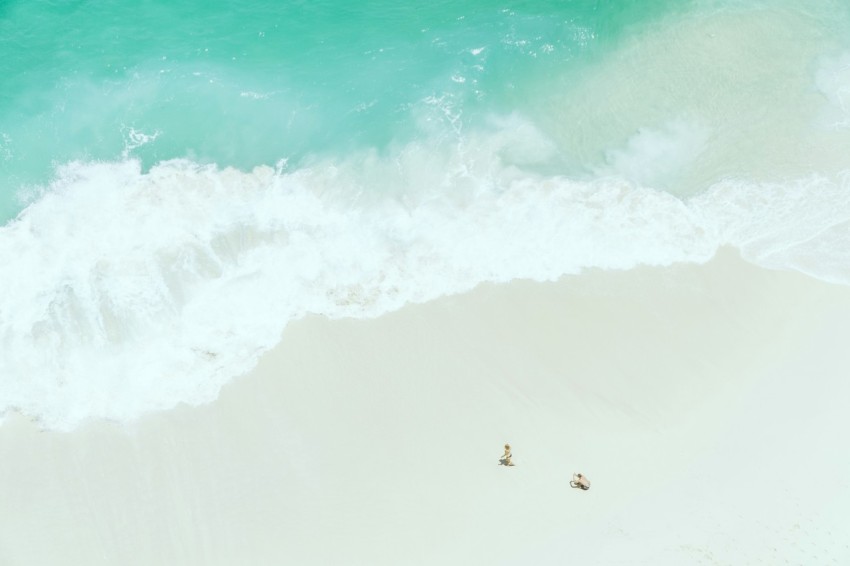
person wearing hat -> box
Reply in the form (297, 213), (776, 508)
(499, 443), (514, 466)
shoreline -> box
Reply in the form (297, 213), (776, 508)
(2, 250), (849, 564)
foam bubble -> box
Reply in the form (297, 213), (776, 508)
(121, 126), (160, 159)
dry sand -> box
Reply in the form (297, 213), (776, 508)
(1, 249), (849, 565)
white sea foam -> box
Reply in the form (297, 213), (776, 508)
(120, 126), (160, 158)
(597, 118), (711, 190)
(695, 173), (850, 284)
(1, 112), (849, 430)
(239, 90), (274, 100)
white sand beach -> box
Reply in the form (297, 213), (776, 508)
(1, 249), (849, 565)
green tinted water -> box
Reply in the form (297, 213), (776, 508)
(0, 0), (686, 222)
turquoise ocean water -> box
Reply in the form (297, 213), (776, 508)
(2, 0), (850, 429)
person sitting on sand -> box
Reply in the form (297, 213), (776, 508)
(499, 444), (514, 466)
(571, 472), (590, 490)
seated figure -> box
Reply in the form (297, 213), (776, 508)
(499, 444), (514, 466)
(570, 472), (590, 490)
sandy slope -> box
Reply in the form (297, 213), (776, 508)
(1, 250), (849, 565)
